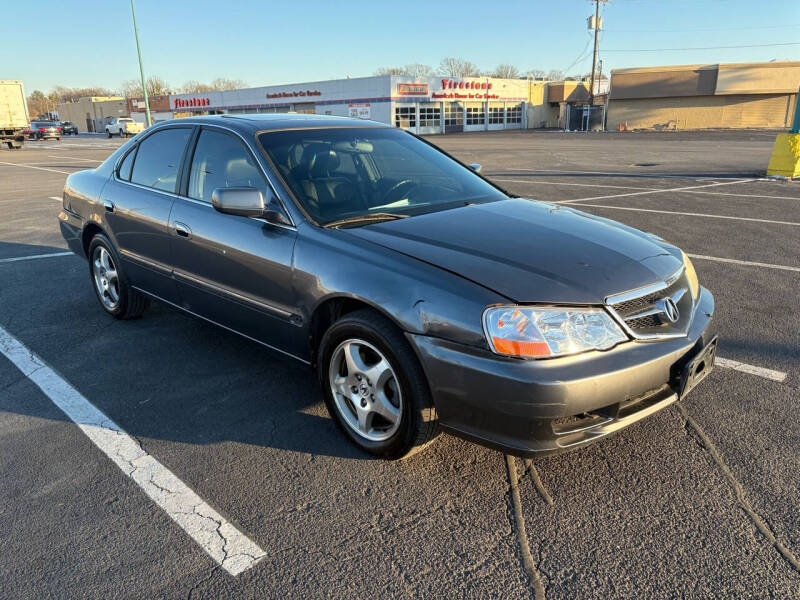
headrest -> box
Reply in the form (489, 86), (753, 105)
(308, 148), (340, 177)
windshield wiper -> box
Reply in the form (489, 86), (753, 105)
(324, 212), (409, 228)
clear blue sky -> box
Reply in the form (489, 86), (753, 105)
(6, 0), (800, 93)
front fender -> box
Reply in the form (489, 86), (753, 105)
(294, 224), (507, 349)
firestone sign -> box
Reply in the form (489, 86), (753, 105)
(441, 79), (493, 91)
(174, 97), (210, 108)
(431, 78), (500, 100)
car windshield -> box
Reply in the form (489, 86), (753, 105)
(258, 127), (507, 225)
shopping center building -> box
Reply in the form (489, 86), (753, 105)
(168, 75), (535, 134)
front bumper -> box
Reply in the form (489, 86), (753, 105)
(410, 287), (716, 456)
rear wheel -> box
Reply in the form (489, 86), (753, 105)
(88, 233), (149, 319)
(318, 309), (439, 459)
(107, 130), (112, 138)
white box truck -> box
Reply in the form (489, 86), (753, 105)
(0, 80), (29, 149)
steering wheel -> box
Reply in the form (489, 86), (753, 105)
(380, 179), (417, 205)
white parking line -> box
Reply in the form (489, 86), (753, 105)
(557, 179), (754, 205)
(492, 167), (757, 180)
(47, 155), (103, 163)
(684, 190), (800, 201)
(495, 178), (799, 200)
(0, 252), (73, 264)
(570, 204), (800, 226)
(687, 253), (800, 273)
(493, 178), (648, 191)
(716, 358), (787, 382)
(49, 196), (62, 202)
(0, 326), (266, 576)
(0, 161), (72, 175)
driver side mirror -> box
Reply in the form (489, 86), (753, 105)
(211, 187), (290, 225)
(468, 163), (482, 173)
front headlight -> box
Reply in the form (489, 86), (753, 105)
(681, 250), (700, 300)
(483, 306), (628, 359)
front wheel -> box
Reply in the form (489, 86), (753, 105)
(318, 309), (439, 459)
(87, 234), (149, 319)
(107, 130), (112, 138)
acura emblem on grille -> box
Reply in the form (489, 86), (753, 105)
(655, 297), (680, 323)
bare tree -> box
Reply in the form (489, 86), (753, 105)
(405, 63), (433, 78)
(547, 69), (565, 81)
(376, 63), (434, 78)
(491, 64), (520, 79)
(438, 57), (481, 78)
(375, 66), (409, 75)
(178, 78), (248, 93)
(525, 69), (546, 79)
(52, 86), (118, 103)
(121, 76), (172, 99)
(27, 90), (55, 118)
(210, 77), (247, 90)
(179, 80), (215, 93)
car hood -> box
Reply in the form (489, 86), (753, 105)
(344, 198), (682, 304)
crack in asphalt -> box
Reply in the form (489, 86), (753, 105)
(505, 455), (547, 600)
(677, 404), (800, 574)
(522, 459), (554, 506)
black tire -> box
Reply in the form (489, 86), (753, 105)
(87, 233), (149, 320)
(318, 309), (439, 459)
(107, 130), (112, 138)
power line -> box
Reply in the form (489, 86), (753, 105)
(606, 23), (800, 33)
(604, 41), (800, 52)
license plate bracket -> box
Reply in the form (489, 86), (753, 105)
(680, 336), (718, 399)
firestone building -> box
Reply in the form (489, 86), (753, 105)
(168, 75), (533, 134)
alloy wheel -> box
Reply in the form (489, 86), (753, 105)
(328, 339), (402, 442)
(92, 246), (120, 310)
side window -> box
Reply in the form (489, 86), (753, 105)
(117, 147), (136, 181)
(188, 129), (269, 203)
(130, 128), (192, 192)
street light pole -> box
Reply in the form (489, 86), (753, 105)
(130, 0), (152, 127)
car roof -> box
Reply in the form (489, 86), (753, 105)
(163, 113), (390, 134)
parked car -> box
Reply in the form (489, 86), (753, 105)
(58, 115), (716, 459)
(105, 117), (144, 138)
(29, 121), (61, 140)
(60, 121), (79, 135)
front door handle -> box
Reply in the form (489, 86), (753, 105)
(173, 222), (192, 238)
(104, 200), (114, 213)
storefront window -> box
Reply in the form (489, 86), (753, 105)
(466, 105), (485, 125)
(419, 105), (441, 127)
(443, 103), (463, 126)
(489, 106), (505, 124)
(395, 106), (416, 128)
(506, 104), (523, 124)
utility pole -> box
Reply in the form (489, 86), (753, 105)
(588, 0), (607, 106)
(130, 0), (152, 127)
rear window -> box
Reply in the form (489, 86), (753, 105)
(130, 128), (192, 192)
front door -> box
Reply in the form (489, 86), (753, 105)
(168, 127), (300, 356)
(101, 126), (193, 302)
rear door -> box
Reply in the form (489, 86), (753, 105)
(100, 125), (194, 302)
(168, 126), (300, 355)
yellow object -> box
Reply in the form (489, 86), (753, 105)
(766, 133), (800, 178)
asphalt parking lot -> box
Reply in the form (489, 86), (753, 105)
(1, 130), (798, 599)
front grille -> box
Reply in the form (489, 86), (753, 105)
(606, 268), (694, 339)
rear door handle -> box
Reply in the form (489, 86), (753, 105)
(173, 222), (192, 238)
(104, 200), (114, 213)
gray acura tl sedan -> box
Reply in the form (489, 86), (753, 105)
(58, 114), (717, 459)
